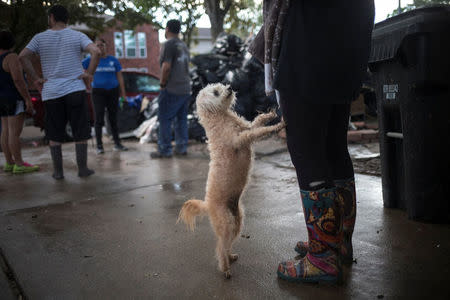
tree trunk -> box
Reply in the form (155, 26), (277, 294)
(209, 14), (225, 41)
(204, 0), (232, 41)
(184, 24), (195, 49)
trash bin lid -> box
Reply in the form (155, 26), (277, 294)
(369, 5), (450, 63)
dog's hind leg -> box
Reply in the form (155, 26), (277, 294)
(228, 206), (243, 263)
(212, 213), (236, 278)
(216, 236), (231, 278)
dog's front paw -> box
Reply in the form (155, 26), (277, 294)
(224, 270), (232, 279)
(275, 119), (286, 131)
(266, 109), (277, 120)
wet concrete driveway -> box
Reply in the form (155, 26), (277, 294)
(0, 139), (449, 299)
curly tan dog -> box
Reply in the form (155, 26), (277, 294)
(178, 83), (285, 278)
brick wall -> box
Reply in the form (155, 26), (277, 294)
(99, 23), (161, 78)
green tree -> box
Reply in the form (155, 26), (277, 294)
(224, 0), (262, 39)
(131, 0), (261, 47)
(131, 0), (203, 49)
(0, 0), (154, 52)
(0, 0), (121, 51)
(205, 0), (262, 41)
(389, 0), (450, 17)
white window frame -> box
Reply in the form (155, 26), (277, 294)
(115, 31), (147, 59)
(137, 32), (147, 58)
(124, 30), (137, 58)
(114, 32), (124, 58)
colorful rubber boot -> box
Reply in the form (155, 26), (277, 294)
(294, 178), (356, 264)
(12, 162), (39, 174)
(277, 188), (344, 283)
(3, 162), (14, 172)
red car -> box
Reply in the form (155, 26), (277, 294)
(28, 72), (160, 134)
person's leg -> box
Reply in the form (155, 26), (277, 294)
(92, 89), (107, 151)
(327, 104), (354, 180)
(276, 93), (344, 283)
(105, 88), (126, 150)
(9, 112), (40, 173)
(294, 104), (356, 262)
(327, 103), (356, 263)
(281, 97), (333, 190)
(66, 91), (94, 177)
(8, 113), (24, 165)
(1, 99), (16, 170)
(44, 98), (67, 179)
(1, 117), (14, 169)
(152, 90), (176, 157)
(174, 95), (190, 155)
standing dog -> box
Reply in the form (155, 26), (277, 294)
(178, 83), (285, 278)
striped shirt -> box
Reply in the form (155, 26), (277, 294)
(26, 28), (93, 101)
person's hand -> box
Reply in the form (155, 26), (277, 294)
(33, 78), (46, 94)
(25, 99), (33, 115)
(265, 89), (275, 97)
(79, 72), (93, 92)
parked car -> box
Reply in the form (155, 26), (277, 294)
(122, 71), (160, 99)
(28, 72), (160, 138)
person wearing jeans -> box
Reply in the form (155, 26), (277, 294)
(151, 19), (191, 158)
(157, 90), (190, 156)
(82, 38), (128, 154)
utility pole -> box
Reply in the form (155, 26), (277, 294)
(398, 0), (402, 14)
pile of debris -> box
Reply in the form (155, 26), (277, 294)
(191, 33), (279, 121)
(134, 33), (280, 144)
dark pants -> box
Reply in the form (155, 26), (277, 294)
(92, 88), (119, 146)
(44, 91), (91, 142)
(279, 94), (354, 191)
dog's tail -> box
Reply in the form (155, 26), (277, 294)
(177, 199), (208, 231)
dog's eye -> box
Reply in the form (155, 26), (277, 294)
(213, 90), (219, 97)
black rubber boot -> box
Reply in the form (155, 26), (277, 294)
(50, 145), (64, 180)
(75, 143), (95, 177)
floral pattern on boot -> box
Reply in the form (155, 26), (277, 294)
(278, 188), (344, 283)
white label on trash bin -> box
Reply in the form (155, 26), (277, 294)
(386, 92), (396, 100)
(383, 84), (398, 100)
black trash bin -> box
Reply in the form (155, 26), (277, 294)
(368, 6), (450, 222)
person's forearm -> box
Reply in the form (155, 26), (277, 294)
(117, 73), (126, 97)
(160, 62), (171, 86)
(86, 52), (100, 75)
(19, 55), (39, 83)
(13, 79), (31, 102)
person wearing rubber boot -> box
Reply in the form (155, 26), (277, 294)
(19, 5), (100, 179)
(82, 38), (128, 154)
(0, 30), (39, 174)
(250, 0), (375, 283)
